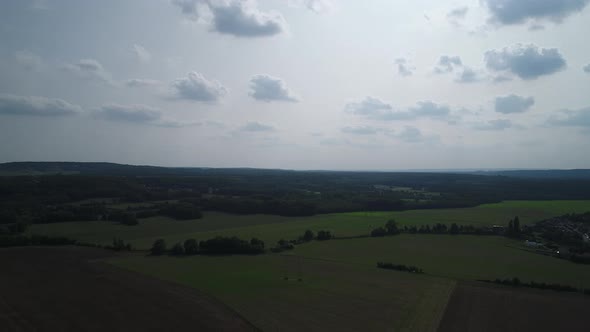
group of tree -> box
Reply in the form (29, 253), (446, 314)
(377, 262), (423, 274)
(107, 237), (132, 251)
(270, 239), (295, 253)
(370, 219), (400, 237)
(316, 230), (334, 240)
(0, 234), (76, 248)
(481, 277), (589, 295)
(506, 216), (522, 237)
(150, 236), (265, 256)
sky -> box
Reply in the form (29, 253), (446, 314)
(0, 0), (589, 170)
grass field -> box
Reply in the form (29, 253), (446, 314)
(293, 235), (590, 286)
(29, 200), (590, 249)
(109, 253), (455, 332)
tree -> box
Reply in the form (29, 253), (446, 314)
(513, 216), (521, 235)
(385, 219), (400, 235)
(317, 230), (333, 240)
(184, 238), (198, 255)
(371, 227), (387, 237)
(150, 239), (167, 255)
(171, 242), (185, 256)
(449, 223), (459, 235)
(250, 237), (265, 249)
(303, 229), (314, 242)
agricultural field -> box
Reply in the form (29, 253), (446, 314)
(29, 200), (590, 249)
(438, 282), (590, 332)
(109, 253), (455, 332)
(292, 235), (590, 286)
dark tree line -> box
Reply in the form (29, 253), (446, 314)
(377, 262), (424, 274)
(480, 277), (590, 295)
(150, 236), (266, 256)
(371, 219), (400, 237)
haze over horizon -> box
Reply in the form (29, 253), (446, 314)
(1, 0), (589, 170)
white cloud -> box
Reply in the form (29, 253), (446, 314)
(94, 104), (197, 127)
(0, 94), (81, 116)
(346, 98), (453, 121)
(249, 74), (298, 102)
(483, 0), (590, 25)
(132, 44), (151, 64)
(125, 79), (161, 88)
(238, 121), (275, 132)
(15, 50), (42, 70)
(62, 58), (112, 83)
(495, 95), (535, 114)
(485, 44), (566, 80)
(171, 71), (228, 102)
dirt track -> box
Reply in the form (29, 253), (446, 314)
(438, 281), (590, 332)
(0, 246), (258, 332)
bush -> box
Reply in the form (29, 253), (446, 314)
(199, 236), (265, 255)
(303, 230), (314, 242)
(184, 239), (198, 255)
(385, 219), (400, 235)
(371, 227), (387, 237)
(377, 262), (424, 274)
(317, 230), (333, 241)
(171, 242), (185, 256)
(150, 239), (167, 255)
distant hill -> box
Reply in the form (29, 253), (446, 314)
(473, 169), (590, 179)
(1, 162), (589, 179)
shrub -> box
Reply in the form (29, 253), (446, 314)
(184, 239), (198, 255)
(150, 239), (167, 255)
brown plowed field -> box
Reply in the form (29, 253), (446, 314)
(0, 246), (258, 332)
(438, 281), (590, 332)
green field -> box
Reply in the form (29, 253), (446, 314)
(95, 200), (590, 331)
(293, 235), (590, 286)
(110, 253), (455, 332)
(30, 200), (590, 249)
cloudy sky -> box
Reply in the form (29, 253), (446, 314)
(1, 0), (589, 170)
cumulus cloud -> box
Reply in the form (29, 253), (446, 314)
(584, 64), (590, 73)
(455, 67), (486, 83)
(483, 0), (590, 25)
(125, 79), (161, 88)
(209, 0), (286, 37)
(301, 0), (334, 13)
(395, 58), (414, 77)
(15, 50), (42, 70)
(434, 55), (462, 73)
(397, 126), (426, 142)
(95, 104), (160, 123)
(447, 6), (468, 26)
(172, 71), (227, 102)
(495, 94), (535, 114)
(474, 119), (513, 130)
(238, 121), (275, 132)
(249, 75), (299, 102)
(346, 98), (453, 121)
(132, 44), (151, 64)
(341, 126), (381, 135)
(172, 0), (202, 20)
(344, 97), (393, 116)
(485, 44), (566, 80)
(172, 0), (286, 37)
(62, 58), (112, 83)
(547, 107), (590, 127)
(94, 104), (196, 127)
(0, 94), (81, 116)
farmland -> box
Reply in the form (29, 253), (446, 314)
(292, 235), (590, 286)
(29, 200), (590, 249)
(109, 253), (455, 332)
